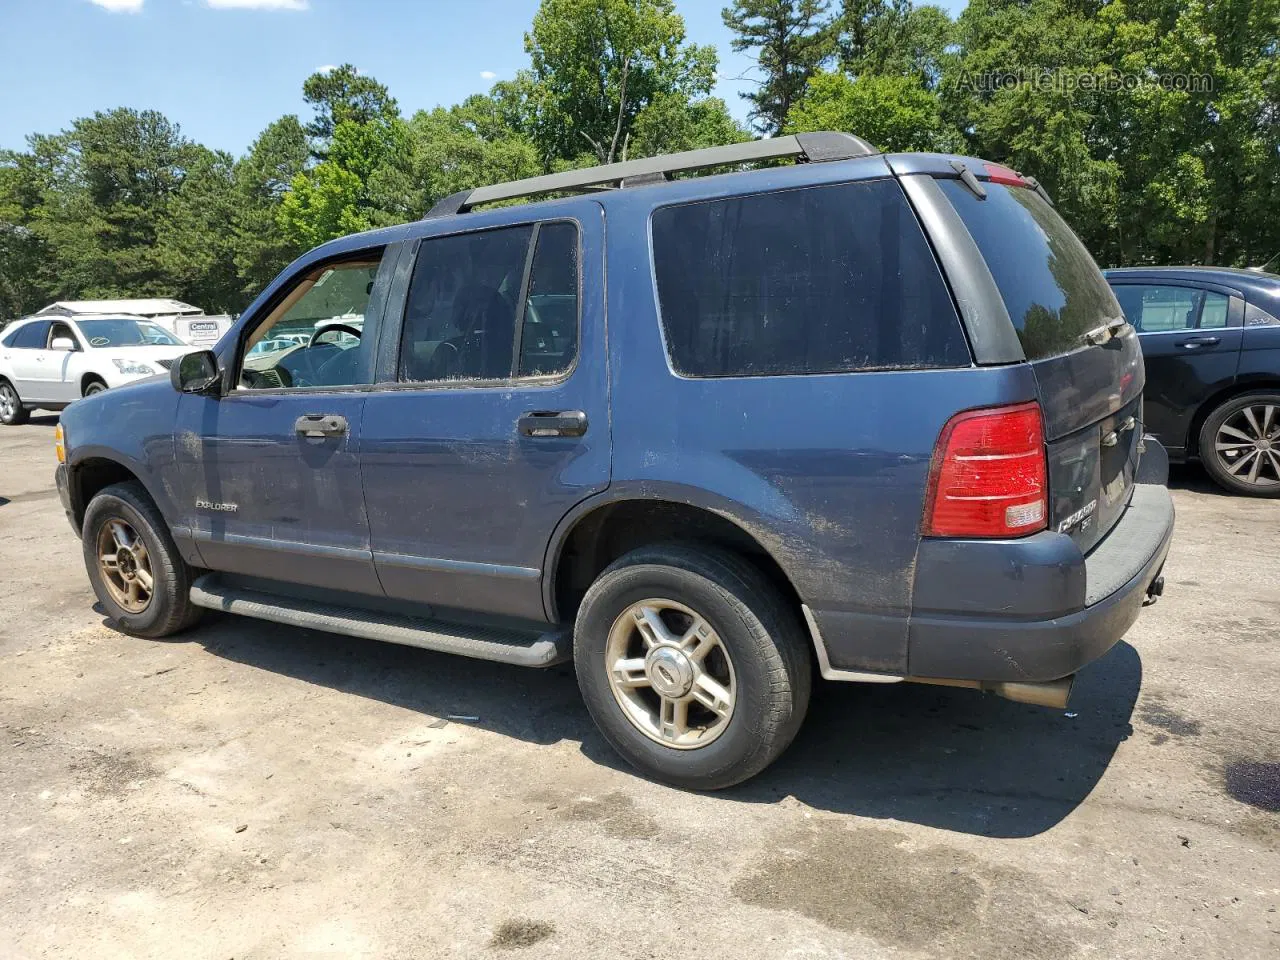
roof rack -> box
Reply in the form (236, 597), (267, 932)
(424, 131), (878, 218)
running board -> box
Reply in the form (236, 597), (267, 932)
(189, 575), (569, 668)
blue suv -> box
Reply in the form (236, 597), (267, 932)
(54, 134), (1174, 789)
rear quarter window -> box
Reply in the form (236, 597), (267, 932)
(650, 179), (970, 377)
(939, 179), (1121, 360)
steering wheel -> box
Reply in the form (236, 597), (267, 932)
(281, 324), (364, 386)
(311, 323), (363, 346)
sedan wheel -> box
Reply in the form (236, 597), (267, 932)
(1200, 393), (1280, 497)
(0, 382), (28, 425)
(1213, 403), (1280, 488)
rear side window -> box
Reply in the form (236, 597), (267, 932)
(651, 180), (970, 378)
(10, 321), (50, 349)
(940, 180), (1121, 360)
(1111, 284), (1229, 333)
(399, 221), (579, 383)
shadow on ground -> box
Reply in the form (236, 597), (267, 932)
(125, 608), (1140, 840)
(1166, 462), (1228, 497)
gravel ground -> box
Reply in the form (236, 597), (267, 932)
(1, 412), (1277, 959)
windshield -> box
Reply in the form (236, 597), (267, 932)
(76, 318), (183, 347)
(939, 179), (1122, 360)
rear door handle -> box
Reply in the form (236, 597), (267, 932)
(294, 414), (348, 437)
(518, 410), (588, 438)
(1180, 336), (1221, 348)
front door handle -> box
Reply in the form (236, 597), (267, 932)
(294, 414), (348, 437)
(518, 410), (588, 438)
(1180, 336), (1221, 348)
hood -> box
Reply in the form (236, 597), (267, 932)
(93, 344), (191, 367)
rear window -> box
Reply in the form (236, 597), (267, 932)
(939, 179), (1121, 360)
(651, 180), (970, 378)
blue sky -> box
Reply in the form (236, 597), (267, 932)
(0, 0), (968, 156)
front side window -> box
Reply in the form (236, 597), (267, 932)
(399, 221), (580, 384)
(651, 180), (969, 378)
(239, 253), (384, 390)
(48, 321), (80, 349)
(75, 317), (181, 347)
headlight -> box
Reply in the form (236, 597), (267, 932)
(112, 359), (155, 376)
(54, 423), (66, 464)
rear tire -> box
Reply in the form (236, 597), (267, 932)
(573, 544), (811, 790)
(0, 380), (28, 425)
(82, 481), (203, 638)
(1198, 392), (1280, 497)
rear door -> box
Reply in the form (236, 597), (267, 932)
(360, 205), (609, 622)
(935, 176), (1143, 553)
(1110, 281), (1244, 455)
(5, 320), (52, 400)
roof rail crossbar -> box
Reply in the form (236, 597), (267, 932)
(423, 131), (877, 218)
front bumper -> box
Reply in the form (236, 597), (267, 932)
(903, 481), (1174, 682)
(55, 463), (79, 534)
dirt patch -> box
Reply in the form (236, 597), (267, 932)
(490, 918), (555, 950)
(732, 822), (1076, 959)
(559, 791), (659, 840)
(68, 747), (158, 795)
(1225, 761), (1280, 813)
(1139, 694), (1202, 745)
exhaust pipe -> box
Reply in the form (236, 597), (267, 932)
(907, 675), (1075, 710)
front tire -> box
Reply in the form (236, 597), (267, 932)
(1198, 392), (1280, 497)
(574, 544), (811, 790)
(0, 380), (28, 425)
(83, 379), (107, 397)
(82, 481), (202, 637)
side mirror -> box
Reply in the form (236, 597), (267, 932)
(51, 337), (76, 352)
(171, 350), (221, 395)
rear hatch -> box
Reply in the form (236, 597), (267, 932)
(936, 172), (1145, 554)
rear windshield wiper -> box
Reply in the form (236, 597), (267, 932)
(1081, 316), (1130, 346)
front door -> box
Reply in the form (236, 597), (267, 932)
(1112, 282), (1243, 456)
(174, 243), (399, 596)
(361, 207), (610, 621)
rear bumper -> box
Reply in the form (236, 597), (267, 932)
(815, 477), (1174, 684)
(905, 481), (1174, 682)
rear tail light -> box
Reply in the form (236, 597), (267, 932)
(923, 402), (1048, 538)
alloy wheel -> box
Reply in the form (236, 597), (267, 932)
(0, 384), (16, 420)
(1215, 403), (1280, 488)
(96, 518), (155, 613)
(604, 598), (737, 749)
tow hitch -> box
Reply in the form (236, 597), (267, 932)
(1144, 572), (1165, 606)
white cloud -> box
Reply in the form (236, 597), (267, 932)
(204, 0), (308, 10)
(480, 70), (497, 80)
(315, 65), (338, 74)
(88, 0), (144, 12)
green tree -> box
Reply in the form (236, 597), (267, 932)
(232, 115), (309, 298)
(156, 147), (242, 312)
(302, 64), (400, 148)
(786, 70), (961, 150)
(721, 0), (835, 134)
(523, 0), (719, 164)
(31, 108), (202, 299)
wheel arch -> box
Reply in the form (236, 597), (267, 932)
(80, 372), (108, 395)
(544, 487), (810, 631)
(1187, 376), (1280, 458)
(66, 452), (161, 532)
